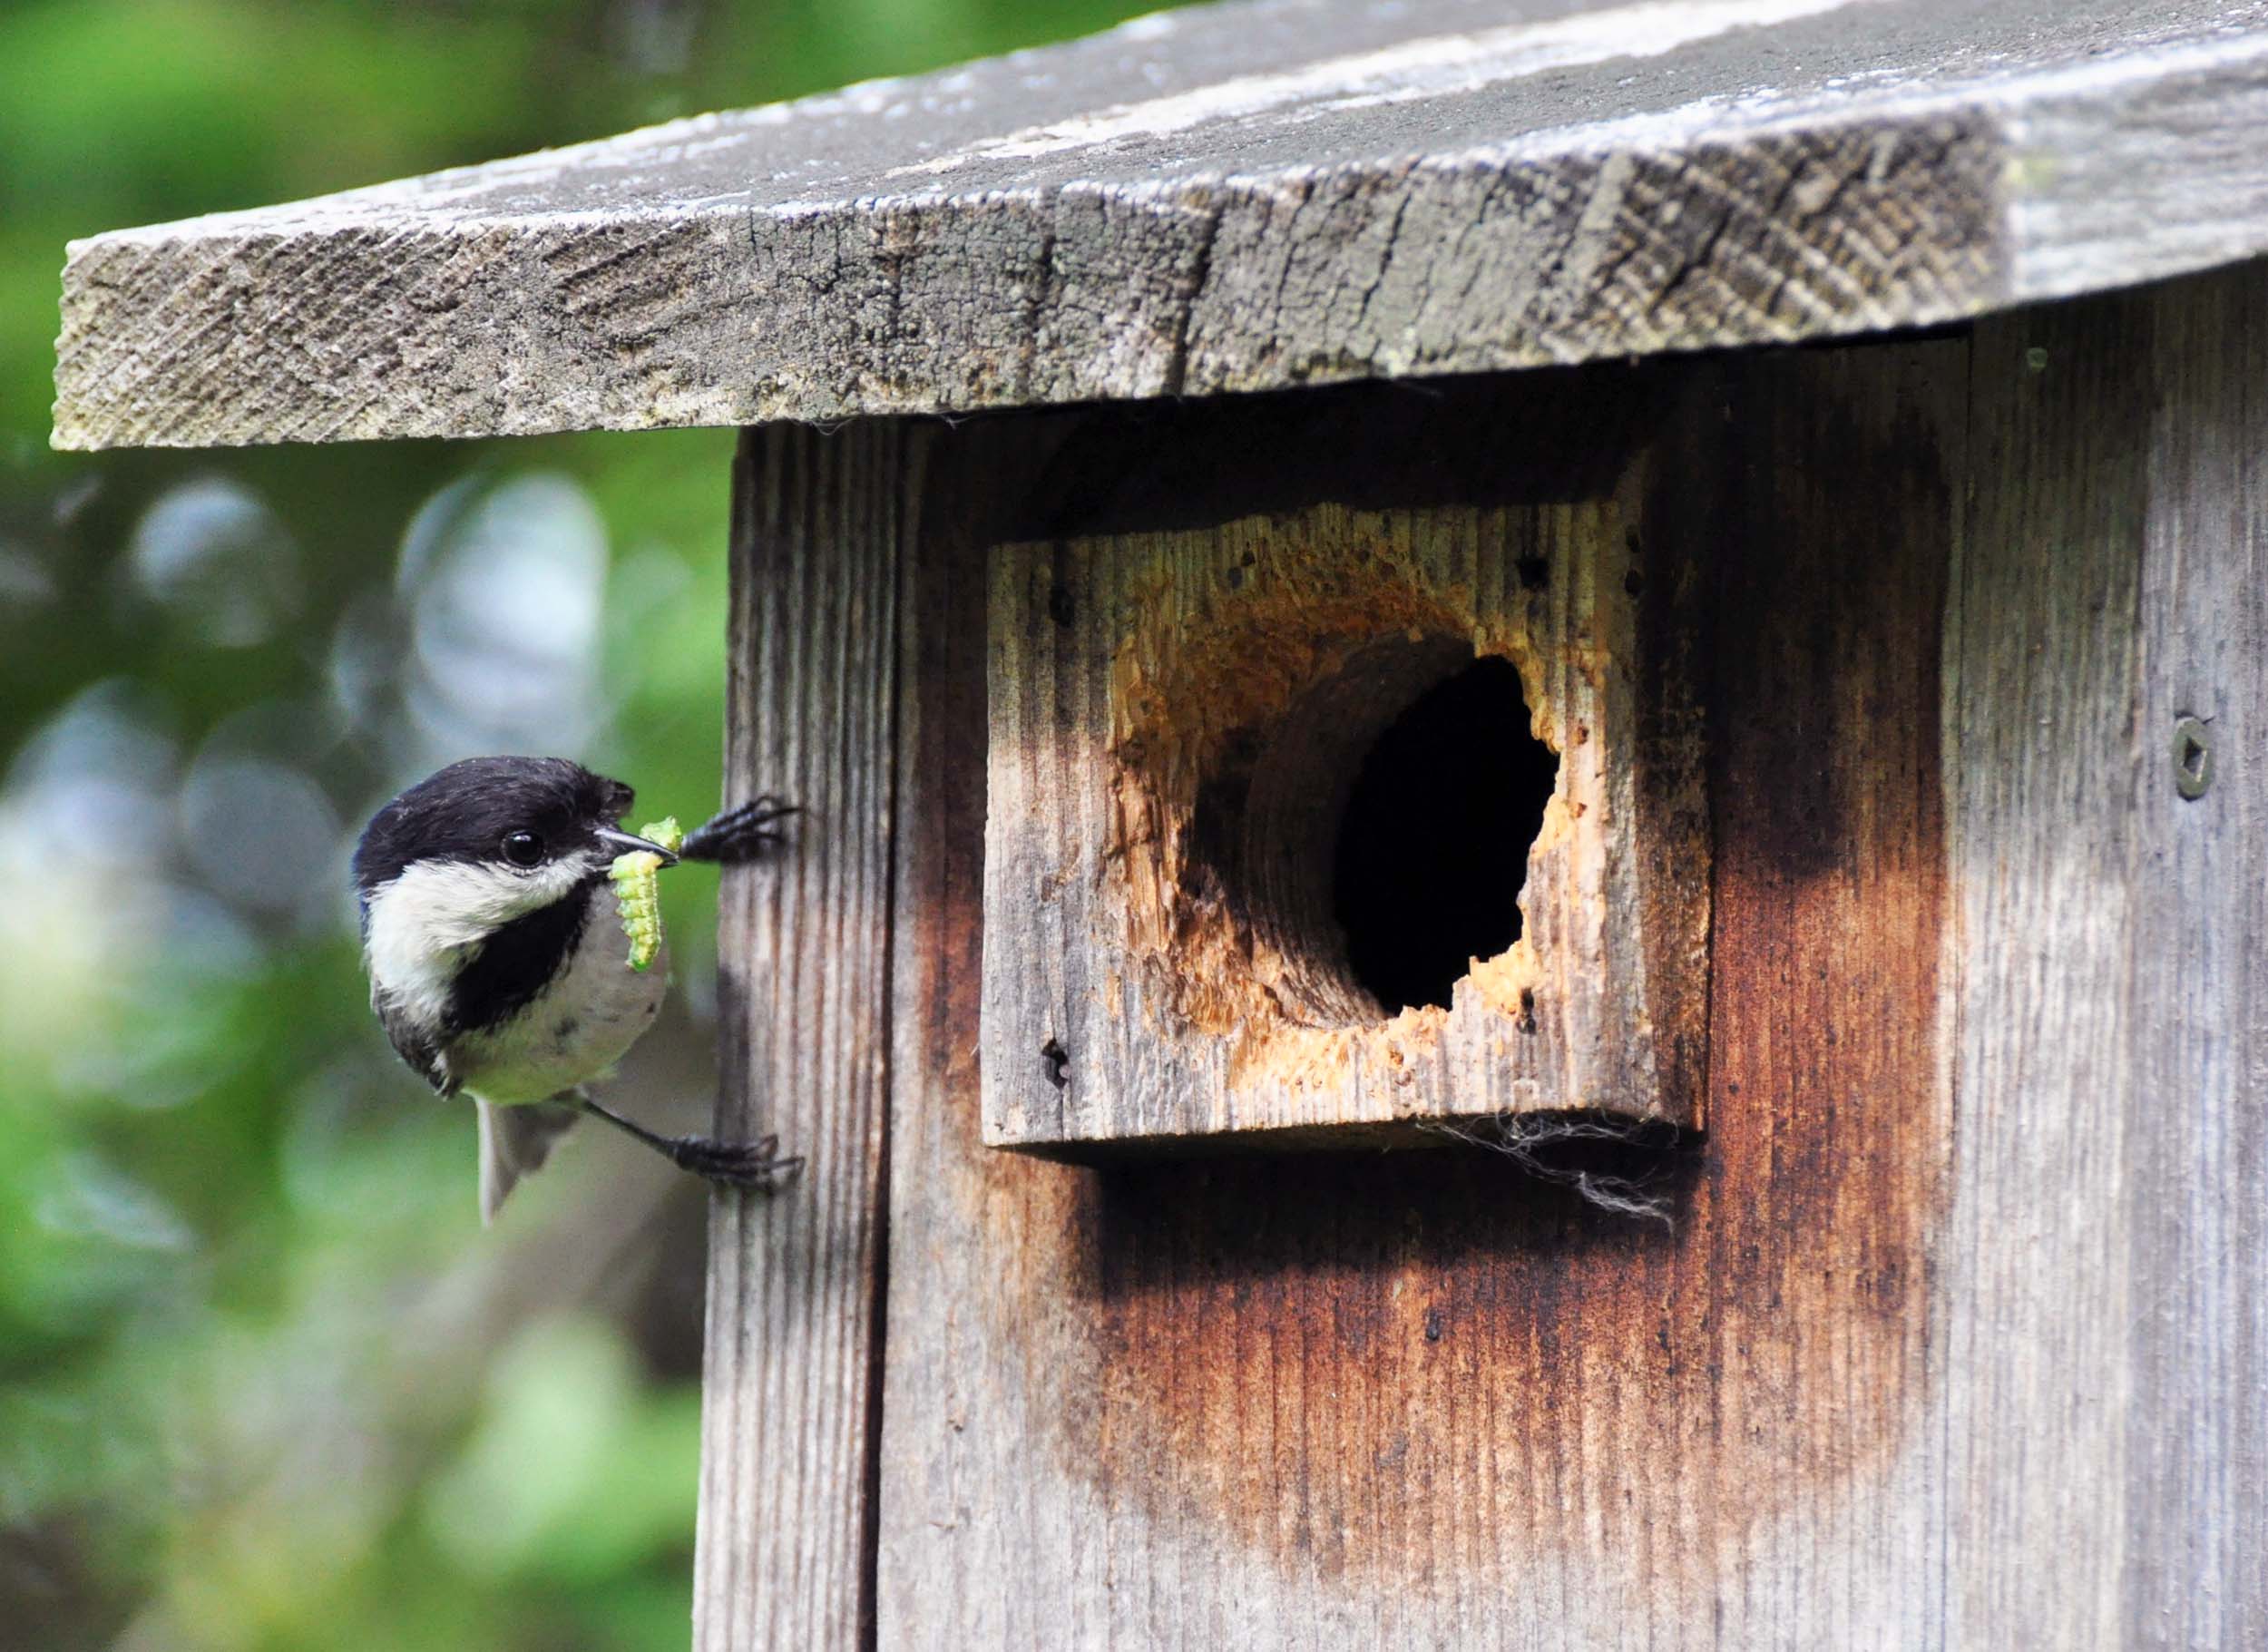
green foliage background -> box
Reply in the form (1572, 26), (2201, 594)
(0, 1), (1145, 1646)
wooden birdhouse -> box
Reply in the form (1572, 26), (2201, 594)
(55, 1), (2268, 1646)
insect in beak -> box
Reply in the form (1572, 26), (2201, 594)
(595, 825), (680, 866)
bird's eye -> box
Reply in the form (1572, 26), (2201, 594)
(502, 830), (544, 867)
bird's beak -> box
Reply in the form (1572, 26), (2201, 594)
(596, 826), (679, 866)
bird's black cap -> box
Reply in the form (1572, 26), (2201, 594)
(352, 756), (635, 904)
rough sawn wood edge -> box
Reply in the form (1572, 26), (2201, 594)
(50, 21), (2268, 448)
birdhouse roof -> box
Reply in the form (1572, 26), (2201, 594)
(53, 0), (2268, 449)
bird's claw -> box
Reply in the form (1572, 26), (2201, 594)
(667, 1130), (803, 1190)
(680, 797), (801, 865)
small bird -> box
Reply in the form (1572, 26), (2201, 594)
(351, 755), (800, 1222)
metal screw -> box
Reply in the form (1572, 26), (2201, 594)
(2172, 717), (2214, 800)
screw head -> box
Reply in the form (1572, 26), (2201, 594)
(2173, 717), (2214, 800)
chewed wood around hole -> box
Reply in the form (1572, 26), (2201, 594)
(1183, 639), (1558, 1024)
(981, 500), (1709, 1158)
(1333, 654), (1559, 1015)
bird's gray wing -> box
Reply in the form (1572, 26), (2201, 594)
(476, 1100), (580, 1226)
(374, 990), (457, 1097)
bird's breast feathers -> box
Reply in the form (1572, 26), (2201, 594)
(365, 872), (667, 1106)
(454, 883), (669, 1105)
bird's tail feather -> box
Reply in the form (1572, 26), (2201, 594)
(476, 1100), (580, 1226)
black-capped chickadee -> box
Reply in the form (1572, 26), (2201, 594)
(351, 756), (800, 1222)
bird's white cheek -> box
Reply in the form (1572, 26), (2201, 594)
(364, 879), (463, 1031)
(362, 856), (585, 1005)
(369, 857), (591, 943)
(363, 855), (615, 1043)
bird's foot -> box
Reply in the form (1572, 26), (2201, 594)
(572, 1093), (804, 1189)
(664, 1131), (803, 1190)
(680, 797), (800, 865)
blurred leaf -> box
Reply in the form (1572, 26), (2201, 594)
(424, 1314), (699, 1586)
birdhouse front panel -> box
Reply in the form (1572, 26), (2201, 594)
(982, 491), (1708, 1155)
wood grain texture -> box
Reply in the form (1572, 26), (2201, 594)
(695, 425), (904, 1652)
(1934, 294), (2154, 1649)
(53, 0), (2268, 448)
(982, 494), (1708, 1153)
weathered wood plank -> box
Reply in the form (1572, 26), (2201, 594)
(694, 425), (904, 1651)
(1935, 294), (2154, 1648)
(2125, 264), (2268, 1649)
(981, 487), (1709, 1154)
(1926, 260), (2268, 1650)
(53, 0), (2268, 449)
(875, 408), (1085, 1652)
(873, 338), (1964, 1647)
(1650, 331), (1960, 1647)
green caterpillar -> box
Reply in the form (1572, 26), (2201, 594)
(609, 816), (683, 972)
